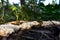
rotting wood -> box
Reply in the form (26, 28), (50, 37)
(0, 21), (40, 36)
(0, 21), (60, 37)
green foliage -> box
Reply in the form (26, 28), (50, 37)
(24, 2), (60, 21)
(0, 0), (60, 24)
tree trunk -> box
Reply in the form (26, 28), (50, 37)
(20, 0), (25, 7)
(6, 0), (9, 9)
(1, 0), (5, 22)
(59, 0), (60, 4)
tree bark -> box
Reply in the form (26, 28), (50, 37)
(1, 0), (5, 22)
(20, 0), (25, 7)
(6, 0), (9, 9)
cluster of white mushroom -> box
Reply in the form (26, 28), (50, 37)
(0, 21), (40, 36)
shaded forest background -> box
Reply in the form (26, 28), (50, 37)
(0, 0), (60, 23)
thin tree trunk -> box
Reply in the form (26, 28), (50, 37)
(6, 0), (9, 9)
(1, 0), (5, 22)
(20, 0), (25, 7)
(59, 0), (60, 4)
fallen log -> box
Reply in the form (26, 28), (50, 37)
(41, 21), (60, 27)
(0, 21), (40, 36)
(0, 21), (60, 37)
